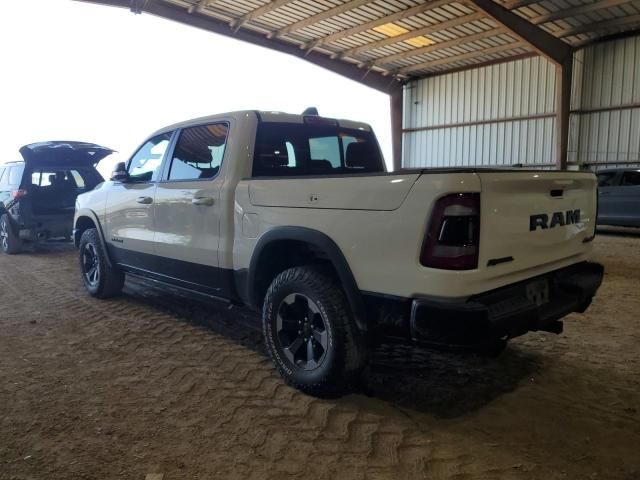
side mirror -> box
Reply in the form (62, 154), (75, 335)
(110, 162), (129, 182)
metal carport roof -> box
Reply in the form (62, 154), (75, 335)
(74, 0), (640, 168)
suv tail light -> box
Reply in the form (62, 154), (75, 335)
(11, 189), (27, 200)
(421, 193), (480, 270)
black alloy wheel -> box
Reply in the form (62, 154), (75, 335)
(276, 293), (329, 371)
(81, 241), (100, 288)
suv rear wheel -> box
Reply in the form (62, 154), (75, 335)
(79, 228), (125, 298)
(262, 266), (367, 396)
(0, 213), (21, 254)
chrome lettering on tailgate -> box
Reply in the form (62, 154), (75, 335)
(530, 210), (581, 231)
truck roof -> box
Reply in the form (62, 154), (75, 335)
(150, 110), (373, 137)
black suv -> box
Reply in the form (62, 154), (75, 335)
(0, 142), (112, 254)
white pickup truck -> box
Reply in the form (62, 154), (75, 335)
(74, 109), (604, 395)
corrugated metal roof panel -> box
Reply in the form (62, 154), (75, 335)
(88, 0), (640, 80)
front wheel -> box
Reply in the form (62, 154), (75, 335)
(79, 228), (124, 298)
(262, 266), (367, 396)
(0, 214), (21, 254)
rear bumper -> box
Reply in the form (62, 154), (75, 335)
(410, 261), (604, 343)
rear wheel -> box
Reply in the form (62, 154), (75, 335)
(263, 266), (367, 396)
(0, 214), (21, 254)
(79, 228), (124, 298)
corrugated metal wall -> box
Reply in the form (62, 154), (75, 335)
(403, 55), (558, 168)
(402, 34), (640, 171)
(569, 35), (640, 171)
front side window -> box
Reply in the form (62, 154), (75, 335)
(252, 122), (384, 177)
(168, 123), (229, 181)
(127, 132), (172, 182)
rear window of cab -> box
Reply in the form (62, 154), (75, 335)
(252, 122), (384, 177)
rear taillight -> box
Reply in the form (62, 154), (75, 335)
(421, 193), (480, 270)
(11, 190), (27, 200)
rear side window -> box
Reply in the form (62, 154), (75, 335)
(168, 123), (229, 181)
(621, 171), (640, 186)
(127, 132), (172, 182)
(252, 122), (384, 177)
(8, 165), (24, 186)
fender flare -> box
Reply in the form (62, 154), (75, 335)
(247, 226), (368, 331)
(74, 208), (114, 267)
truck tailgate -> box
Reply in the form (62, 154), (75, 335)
(477, 171), (597, 276)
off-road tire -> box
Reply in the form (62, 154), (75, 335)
(0, 213), (21, 254)
(79, 228), (124, 298)
(263, 266), (367, 396)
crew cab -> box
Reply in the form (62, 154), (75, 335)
(1, 142), (111, 254)
(73, 110), (604, 395)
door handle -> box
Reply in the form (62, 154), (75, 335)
(136, 196), (153, 204)
(192, 197), (214, 206)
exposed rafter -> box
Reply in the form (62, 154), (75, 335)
(187, 0), (207, 15)
(268, 0), (371, 39)
(504, 0), (540, 9)
(396, 40), (529, 74)
(331, 11), (486, 60)
(375, 28), (508, 67)
(558, 13), (640, 38)
(229, 0), (292, 33)
(531, 0), (632, 25)
(303, 0), (455, 51)
(469, 0), (572, 65)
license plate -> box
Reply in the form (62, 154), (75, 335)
(526, 278), (549, 306)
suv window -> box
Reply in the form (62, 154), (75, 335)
(621, 171), (640, 186)
(31, 169), (89, 190)
(127, 132), (172, 182)
(252, 122), (384, 177)
(8, 165), (25, 186)
(0, 167), (5, 184)
(597, 172), (619, 187)
(168, 123), (229, 181)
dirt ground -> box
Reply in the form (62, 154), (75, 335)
(0, 232), (639, 480)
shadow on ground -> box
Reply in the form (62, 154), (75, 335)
(124, 274), (542, 420)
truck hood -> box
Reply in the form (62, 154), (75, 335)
(19, 141), (114, 167)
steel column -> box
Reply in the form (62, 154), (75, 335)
(390, 87), (404, 171)
(556, 58), (573, 169)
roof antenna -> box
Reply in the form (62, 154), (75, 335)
(302, 107), (319, 116)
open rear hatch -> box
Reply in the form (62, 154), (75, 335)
(17, 141), (113, 239)
(477, 171), (597, 275)
(19, 141), (114, 167)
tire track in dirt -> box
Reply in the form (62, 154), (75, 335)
(1, 240), (640, 480)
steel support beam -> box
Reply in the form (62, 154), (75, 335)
(468, 0), (572, 66)
(469, 0), (574, 170)
(390, 87), (404, 171)
(556, 57), (573, 169)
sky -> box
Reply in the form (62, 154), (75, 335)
(0, 0), (392, 176)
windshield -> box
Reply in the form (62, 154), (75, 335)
(253, 122), (385, 177)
